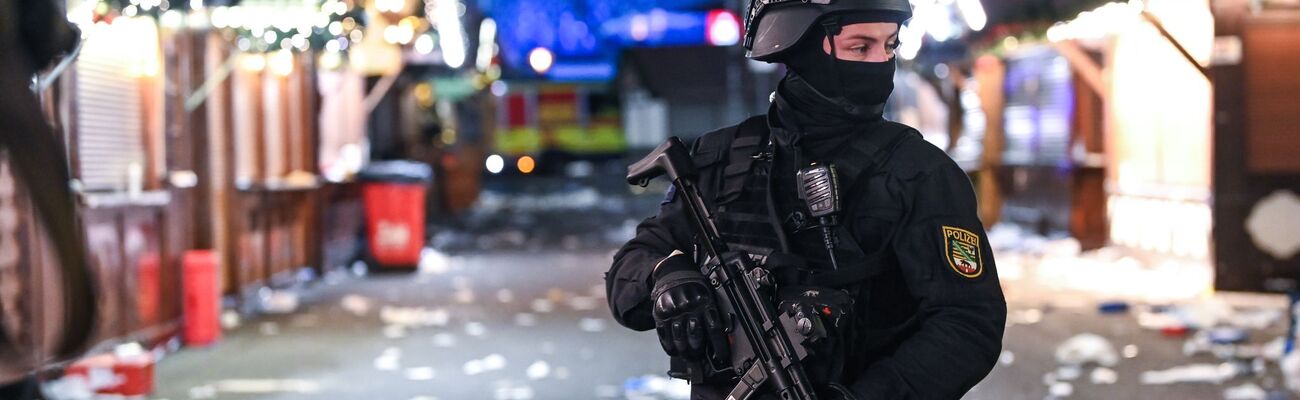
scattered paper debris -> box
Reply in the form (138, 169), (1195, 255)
(1231, 308), (1284, 330)
(404, 367), (436, 381)
(1141, 363), (1243, 385)
(1137, 311), (1183, 331)
(212, 379), (322, 394)
(1223, 383), (1267, 400)
(568, 296), (599, 311)
(464, 354), (508, 376)
(432, 333), (457, 348)
(998, 350), (1015, 366)
(1043, 372), (1057, 387)
(351, 260), (369, 276)
(381, 306), (450, 327)
(41, 376), (96, 400)
(1122, 344), (1139, 359)
(220, 310), (241, 330)
(113, 342), (146, 358)
(526, 361), (551, 380)
(1184, 331), (1213, 357)
(1282, 351), (1300, 392)
(483, 354), (507, 370)
(374, 348), (402, 371)
(1090, 367), (1118, 385)
(260, 290), (300, 314)
(1207, 327), (1249, 344)
(580, 318), (606, 332)
(1055, 333), (1119, 367)
(1263, 337), (1286, 361)
(1171, 299), (1236, 330)
(514, 313), (538, 327)
(341, 295), (374, 316)
(1048, 382), (1073, 398)
(419, 248), (451, 274)
(188, 384), (217, 399)
(463, 359), (486, 376)
(531, 299), (555, 313)
(1010, 309), (1043, 325)
(465, 322), (488, 337)
(1055, 365), (1082, 381)
(492, 381), (535, 400)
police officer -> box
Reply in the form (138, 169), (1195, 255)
(606, 0), (1007, 398)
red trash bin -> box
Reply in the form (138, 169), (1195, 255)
(182, 250), (220, 346)
(359, 161), (433, 269)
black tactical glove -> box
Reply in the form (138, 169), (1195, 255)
(650, 255), (728, 360)
(817, 383), (860, 400)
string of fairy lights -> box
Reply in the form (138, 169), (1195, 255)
(86, 0), (370, 54)
(80, 0), (482, 64)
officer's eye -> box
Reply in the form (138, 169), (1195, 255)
(887, 41), (901, 50)
(849, 46), (868, 54)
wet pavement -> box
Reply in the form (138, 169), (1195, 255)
(148, 177), (1297, 400)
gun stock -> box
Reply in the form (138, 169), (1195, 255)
(626, 137), (696, 187)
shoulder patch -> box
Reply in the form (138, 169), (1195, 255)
(942, 226), (983, 278)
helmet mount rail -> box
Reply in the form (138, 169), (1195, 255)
(743, 0), (834, 51)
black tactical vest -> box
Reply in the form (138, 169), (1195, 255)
(691, 115), (917, 288)
(674, 115), (920, 388)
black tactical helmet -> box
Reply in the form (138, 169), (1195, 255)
(744, 0), (912, 62)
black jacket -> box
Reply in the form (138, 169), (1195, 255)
(606, 113), (1007, 399)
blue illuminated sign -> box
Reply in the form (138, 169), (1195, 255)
(480, 0), (726, 81)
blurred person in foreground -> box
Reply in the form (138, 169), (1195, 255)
(606, 0), (1007, 398)
(0, 0), (97, 398)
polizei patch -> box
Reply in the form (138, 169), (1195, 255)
(942, 226), (983, 278)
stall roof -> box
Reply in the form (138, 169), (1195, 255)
(618, 46), (731, 99)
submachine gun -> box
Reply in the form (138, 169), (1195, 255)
(628, 137), (822, 400)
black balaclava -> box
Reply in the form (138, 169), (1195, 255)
(775, 11), (900, 140)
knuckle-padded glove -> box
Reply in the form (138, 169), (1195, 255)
(649, 256), (728, 360)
